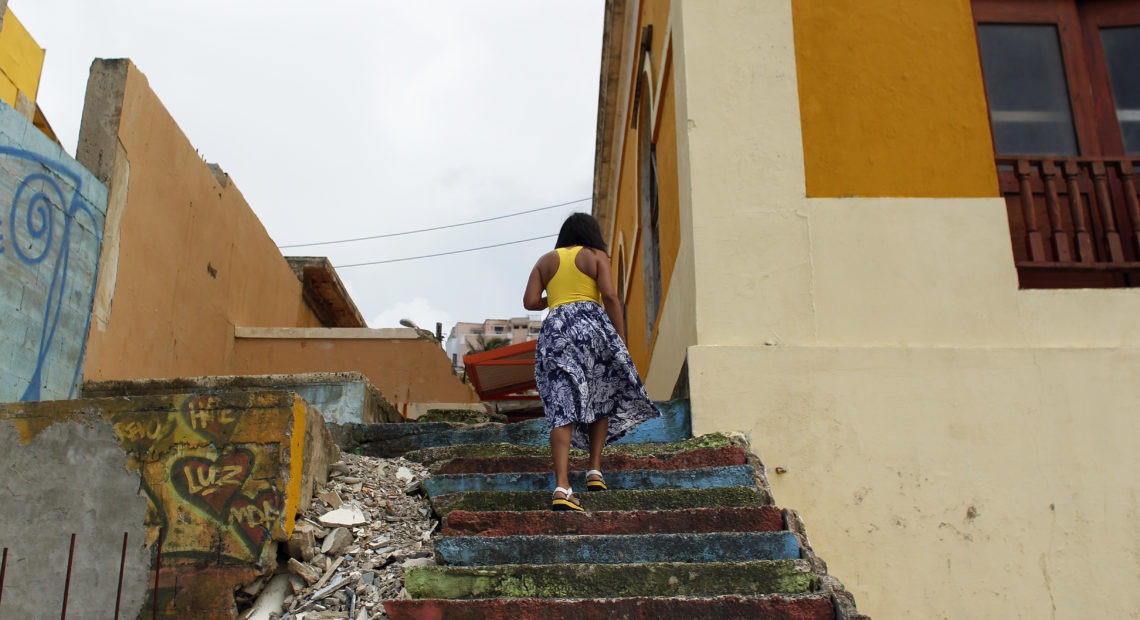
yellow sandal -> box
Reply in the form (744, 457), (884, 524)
(551, 486), (584, 511)
(585, 470), (608, 491)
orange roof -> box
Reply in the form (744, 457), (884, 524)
(463, 339), (539, 401)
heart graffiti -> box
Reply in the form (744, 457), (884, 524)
(229, 488), (282, 555)
(177, 394), (244, 442)
(170, 449), (254, 522)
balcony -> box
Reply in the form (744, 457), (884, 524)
(997, 156), (1140, 288)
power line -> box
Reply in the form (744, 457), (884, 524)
(334, 234), (557, 269)
(278, 196), (590, 249)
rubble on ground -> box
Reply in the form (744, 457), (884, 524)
(237, 453), (435, 620)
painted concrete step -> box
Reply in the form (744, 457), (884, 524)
(434, 531), (801, 566)
(403, 559), (818, 599)
(404, 433), (734, 466)
(442, 506), (785, 537)
(422, 465), (756, 496)
(339, 399), (692, 457)
(434, 444), (749, 475)
(430, 486), (768, 517)
(384, 593), (837, 620)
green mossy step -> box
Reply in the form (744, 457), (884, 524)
(429, 486), (768, 517)
(404, 560), (818, 600)
(404, 433), (734, 467)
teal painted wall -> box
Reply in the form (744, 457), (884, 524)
(0, 101), (106, 401)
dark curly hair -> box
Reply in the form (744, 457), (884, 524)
(555, 212), (607, 253)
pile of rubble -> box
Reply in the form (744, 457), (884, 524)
(238, 453), (436, 620)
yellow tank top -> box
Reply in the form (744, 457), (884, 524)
(547, 246), (602, 309)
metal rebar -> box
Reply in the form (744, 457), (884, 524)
(152, 528), (163, 620)
(1, 547), (8, 610)
(61, 533), (76, 619)
(114, 532), (128, 619)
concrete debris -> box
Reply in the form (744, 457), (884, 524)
(319, 505), (369, 527)
(235, 453), (435, 619)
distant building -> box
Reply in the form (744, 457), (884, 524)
(445, 317), (542, 371)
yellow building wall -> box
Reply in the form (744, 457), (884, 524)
(0, 10), (44, 109)
(77, 60), (323, 386)
(608, 0), (682, 379)
(792, 0), (999, 198)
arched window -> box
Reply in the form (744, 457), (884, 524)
(638, 73), (662, 343)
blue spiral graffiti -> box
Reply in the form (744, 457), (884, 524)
(9, 173), (62, 265)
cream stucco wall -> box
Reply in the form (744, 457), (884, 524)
(672, 0), (1140, 618)
(690, 344), (1140, 619)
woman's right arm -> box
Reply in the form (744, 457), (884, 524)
(523, 257), (549, 311)
(523, 266), (547, 311)
(593, 251), (626, 343)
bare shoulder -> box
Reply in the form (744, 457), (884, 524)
(536, 250), (560, 280)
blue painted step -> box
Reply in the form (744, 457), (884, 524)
(343, 400), (693, 457)
(433, 531), (802, 566)
(422, 465), (756, 497)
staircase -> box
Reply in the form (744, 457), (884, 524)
(337, 401), (866, 619)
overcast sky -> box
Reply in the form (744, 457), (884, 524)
(13, 0), (604, 335)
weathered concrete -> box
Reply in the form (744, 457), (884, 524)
(0, 390), (335, 618)
(430, 486), (768, 517)
(422, 465), (757, 496)
(342, 399), (692, 457)
(442, 506), (785, 537)
(0, 417), (149, 618)
(404, 560), (818, 599)
(434, 531), (801, 566)
(434, 445), (749, 474)
(83, 371), (403, 425)
(385, 593), (837, 620)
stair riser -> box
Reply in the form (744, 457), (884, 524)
(384, 595), (837, 620)
(422, 465), (756, 496)
(403, 433), (734, 466)
(442, 506), (785, 537)
(434, 446), (749, 474)
(430, 486), (767, 517)
(346, 400), (692, 457)
(434, 531), (801, 566)
(404, 560), (817, 600)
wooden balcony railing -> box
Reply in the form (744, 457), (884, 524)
(996, 156), (1140, 287)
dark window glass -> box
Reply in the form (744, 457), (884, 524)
(977, 23), (1078, 155)
(1101, 26), (1140, 154)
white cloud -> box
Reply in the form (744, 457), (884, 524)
(370, 297), (453, 336)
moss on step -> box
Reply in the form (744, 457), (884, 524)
(404, 560), (818, 600)
(404, 433), (733, 466)
(418, 409), (508, 424)
(430, 486), (767, 517)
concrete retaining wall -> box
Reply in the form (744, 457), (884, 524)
(0, 389), (336, 619)
(84, 371), (404, 426)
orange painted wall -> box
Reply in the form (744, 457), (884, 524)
(792, 0), (999, 198)
(79, 60), (322, 382)
(231, 336), (479, 407)
(611, 0), (680, 373)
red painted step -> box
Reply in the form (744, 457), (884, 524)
(385, 594), (836, 620)
(443, 505), (784, 537)
(434, 445), (749, 475)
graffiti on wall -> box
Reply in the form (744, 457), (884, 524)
(112, 393), (292, 566)
(0, 127), (106, 402)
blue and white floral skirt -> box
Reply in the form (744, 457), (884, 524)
(535, 301), (661, 449)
